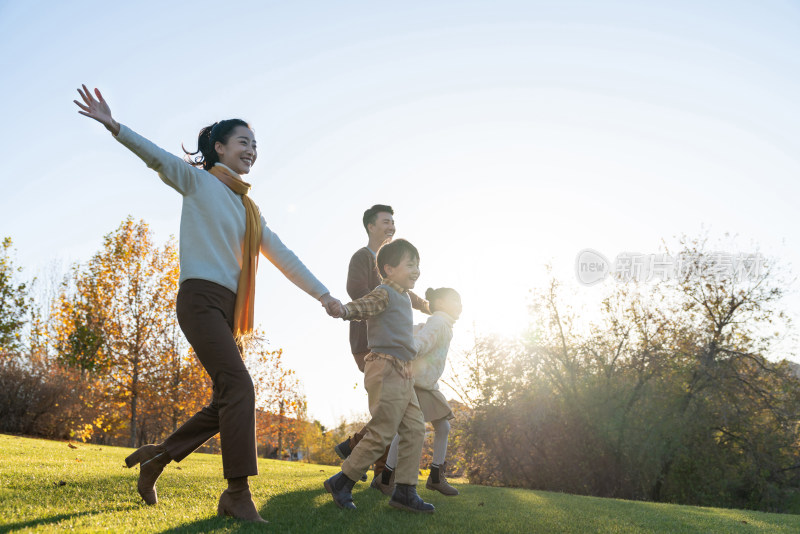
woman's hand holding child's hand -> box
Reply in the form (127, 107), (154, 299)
(320, 294), (345, 318)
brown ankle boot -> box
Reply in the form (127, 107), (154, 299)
(218, 477), (267, 523)
(137, 451), (171, 505)
(370, 465), (395, 496)
(125, 444), (164, 468)
(425, 462), (459, 496)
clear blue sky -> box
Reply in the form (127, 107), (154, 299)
(1, 0), (798, 427)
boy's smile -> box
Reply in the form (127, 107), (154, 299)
(383, 252), (420, 291)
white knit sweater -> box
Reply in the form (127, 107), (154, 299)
(115, 124), (328, 299)
(411, 311), (456, 391)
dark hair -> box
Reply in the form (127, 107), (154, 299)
(363, 204), (394, 234)
(183, 119), (252, 171)
(376, 238), (419, 278)
(425, 287), (460, 312)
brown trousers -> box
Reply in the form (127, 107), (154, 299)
(161, 279), (257, 479)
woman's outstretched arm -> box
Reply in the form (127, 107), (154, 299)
(73, 84), (197, 195)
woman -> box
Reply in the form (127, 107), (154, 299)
(74, 85), (343, 523)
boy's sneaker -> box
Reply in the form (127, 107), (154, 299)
(323, 472), (357, 510)
(388, 483), (435, 513)
(370, 466), (395, 496)
(426, 462), (459, 496)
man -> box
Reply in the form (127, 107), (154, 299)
(335, 204), (429, 489)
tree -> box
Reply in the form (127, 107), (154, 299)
(646, 235), (796, 504)
(247, 341), (307, 459)
(52, 217), (196, 446)
(0, 237), (30, 352)
(452, 234), (800, 511)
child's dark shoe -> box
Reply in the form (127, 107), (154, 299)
(389, 483), (435, 513)
(324, 472), (357, 510)
(370, 466), (395, 496)
(333, 437), (352, 459)
(426, 462), (459, 496)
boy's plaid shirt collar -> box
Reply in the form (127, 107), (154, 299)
(381, 278), (408, 294)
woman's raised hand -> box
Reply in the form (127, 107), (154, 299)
(74, 84), (120, 135)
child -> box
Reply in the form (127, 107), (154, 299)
(378, 288), (462, 497)
(324, 239), (434, 513)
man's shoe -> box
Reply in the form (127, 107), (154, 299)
(370, 466), (395, 496)
(426, 463), (459, 496)
(324, 472), (357, 510)
(333, 438), (352, 459)
(334, 437), (367, 481)
(389, 483), (435, 513)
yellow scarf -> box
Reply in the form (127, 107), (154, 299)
(209, 163), (262, 338)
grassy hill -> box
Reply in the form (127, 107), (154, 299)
(1, 434), (799, 533)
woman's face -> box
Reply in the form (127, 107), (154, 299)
(215, 126), (257, 175)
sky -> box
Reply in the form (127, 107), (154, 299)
(1, 0), (799, 427)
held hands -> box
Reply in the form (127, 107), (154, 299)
(74, 84), (120, 136)
(319, 293), (345, 319)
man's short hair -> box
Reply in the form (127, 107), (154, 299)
(377, 238), (419, 278)
(363, 204), (394, 234)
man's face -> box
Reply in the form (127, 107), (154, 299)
(368, 212), (395, 244)
(383, 252), (420, 291)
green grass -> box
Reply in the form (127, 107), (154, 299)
(1, 434), (799, 533)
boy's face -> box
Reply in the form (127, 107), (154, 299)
(383, 252), (420, 291)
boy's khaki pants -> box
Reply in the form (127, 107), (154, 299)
(341, 353), (425, 486)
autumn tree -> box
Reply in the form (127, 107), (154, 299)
(0, 237), (31, 352)
(0, 243), (88, 440)
(52, 217), (206, 446)
(247, 341), (307, 459)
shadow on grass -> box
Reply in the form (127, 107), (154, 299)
(0, 506), (136, 534)
(155, 486), (329, 534)
(158, 479), (439, 534)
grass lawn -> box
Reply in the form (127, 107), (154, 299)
(1, 433), (799, 533)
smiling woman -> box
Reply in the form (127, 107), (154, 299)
(73, 84), (344, 523)
(183, 119), (257, 175)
